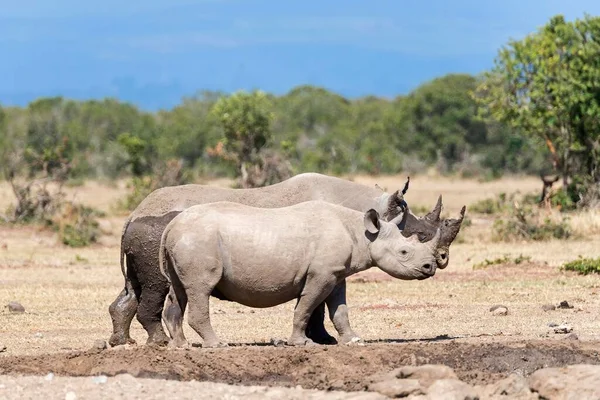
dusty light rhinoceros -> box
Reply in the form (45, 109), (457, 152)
(159, 201), (441, 347)
(108, 172), (465, 347)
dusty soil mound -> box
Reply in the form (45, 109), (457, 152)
(1, 340), (599, 392)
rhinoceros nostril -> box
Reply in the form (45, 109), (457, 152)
(440, 253), (447, 260)
(423, 263), (432, 272)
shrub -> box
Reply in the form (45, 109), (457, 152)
(562, 257), (600, 275)
(53, 203), (103, 247)
(473, 254), (531, 270)
(492, 203), (571, 241)
(469, 198), (502, 214)
(117, 159), (190, 211)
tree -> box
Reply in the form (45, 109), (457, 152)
(209, 90), (290, 187)
(475, 14), (600, 195)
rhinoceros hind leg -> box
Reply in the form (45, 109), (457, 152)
(163, 285), (188, 347)
(136, 282), (171, 346)
(108, 267), (139, 347)
(186, 291), (226, 348)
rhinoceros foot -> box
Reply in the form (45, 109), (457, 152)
(108, 334), (137, 347)
(341, 335), (365, 346)
(287, 336), (317, 346)
(309, 333), (338, 345)
(202, 340), (229, 349)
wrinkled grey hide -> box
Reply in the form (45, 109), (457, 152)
(159, 201), (441, 347)
(108, 172), (465, 347)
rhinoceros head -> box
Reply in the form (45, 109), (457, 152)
(401, 196), (466, 269)
(376, 181), (466, 270)
(364, 207), (441, 280)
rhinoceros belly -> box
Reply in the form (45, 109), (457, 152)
(213, 250), (310, 308)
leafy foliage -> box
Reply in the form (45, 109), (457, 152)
(475, 14), (600, 204)
(473, 254), (532, 270)
(1, 75), (547, 187)
(562, 256), (600, 275)
(492, 203), (572, 241)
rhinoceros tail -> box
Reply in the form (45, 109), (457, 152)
(158, 226), (172, 285)
(119, 218), (131, 290)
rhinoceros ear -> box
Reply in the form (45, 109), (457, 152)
(364, 209), (381, 234)
(401, 176), (410, 195)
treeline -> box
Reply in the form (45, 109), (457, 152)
(0, 74), (548, 182)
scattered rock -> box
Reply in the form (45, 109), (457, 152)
(393, 365), (458, 387)
(65, 391), (77, 400)
(529, 364), (600, 400)
(7, 301), (25, 313)
(92, 375), (108, 384)
(548, 322), (559, 327)
(34, 332), (44, 338)
(564, 333), (579, 341)
(557, 300), (573, 309)
(44, 373), (54, 381)
(92, 340), (108, 351)
(490, 305), (509, 316)
(369, 379), (424, 398)
(541, 304), (556, 312)
(0, 345), (6, 353)
(554, 323), (573, 334)
(269, 338), (285, 347)
(426, 379), (480, 400)
(480, 374), (535, 399)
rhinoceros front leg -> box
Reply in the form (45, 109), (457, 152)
(325, 280), (362, 345)
(288, 271), (339, 346)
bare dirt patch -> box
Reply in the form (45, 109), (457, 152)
(1, 340), (599, 392)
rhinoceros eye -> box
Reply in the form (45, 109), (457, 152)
(400, 250), (408, 255)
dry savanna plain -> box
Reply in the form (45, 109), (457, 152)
(0, 174), (599, 399)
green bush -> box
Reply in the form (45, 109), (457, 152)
(473, 254), (531, 270)
(53, 203), (104, 248)
(562, 257), (600, 275)
(469, 198), (502, 214)
(492, 204), (571, 241)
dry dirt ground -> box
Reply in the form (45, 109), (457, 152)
(0, 175), (599, 398)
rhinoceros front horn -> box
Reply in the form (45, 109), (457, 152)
(424, 195), (443, 222)
(444, 206), (467, 244)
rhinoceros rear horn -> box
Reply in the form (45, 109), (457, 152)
(364, 209), (381, 234)
(424, 195), (443, 222)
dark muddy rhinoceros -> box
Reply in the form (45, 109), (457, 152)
(159, 201), (441, 347)
(108, 173), (465, 347)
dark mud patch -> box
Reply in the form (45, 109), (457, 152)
(1, 340), (599, 392)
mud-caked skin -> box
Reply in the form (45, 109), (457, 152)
(159, 201), (441, 348)
(108, 173), (466, 347)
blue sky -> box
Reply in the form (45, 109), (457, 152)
(1, 0), (599, 110)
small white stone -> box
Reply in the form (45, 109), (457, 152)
(65, 391), (77, 400)
(44, 373), (54, 381)
(93, 375), (108, 384)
